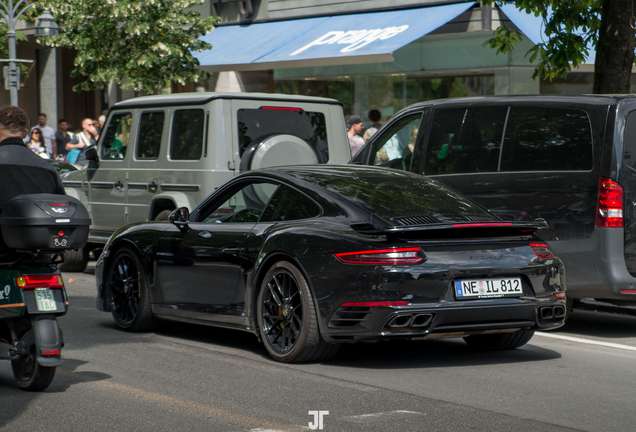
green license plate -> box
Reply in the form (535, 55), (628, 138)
(35, 288), (57, 312)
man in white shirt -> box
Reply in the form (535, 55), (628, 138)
(25, 113), (57, 159)
(347, 115), (365, 157)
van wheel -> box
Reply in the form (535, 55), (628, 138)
(154, 210), (172, 221)
(58, 247), (89, 273)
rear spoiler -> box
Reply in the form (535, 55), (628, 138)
(350, 220), (548, 239)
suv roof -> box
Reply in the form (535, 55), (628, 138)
(111, 92), (343, 109)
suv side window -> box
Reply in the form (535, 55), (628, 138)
(170, 109), (205, 160)
(425, 106), (507, 175)
(101, 113), (133, 160)
(500, 107), (593, 171)
(260, 185), (321, 222)
(136, 112), (164, 160)
(370, 113), (422, 171)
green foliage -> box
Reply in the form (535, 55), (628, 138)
(482, 1), (600, 80)
(39, 0), (218, 93)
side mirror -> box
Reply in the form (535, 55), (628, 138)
(169, 207), (190, 231)
(84, 146), (98, 160)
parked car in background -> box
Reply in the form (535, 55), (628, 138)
(352, 95), (636, 311)
(94, 165), (565, 363)
(61, 92), (351, 271)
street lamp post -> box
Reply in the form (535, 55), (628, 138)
(0, 2), (58, 106)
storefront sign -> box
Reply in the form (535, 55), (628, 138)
(290, 25), (409, 56)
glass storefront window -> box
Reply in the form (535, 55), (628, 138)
(275, 74), (494, 123)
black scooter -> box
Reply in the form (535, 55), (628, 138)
(0, 194), (90, 391)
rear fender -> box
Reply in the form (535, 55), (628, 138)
(30, 314), (63, 367)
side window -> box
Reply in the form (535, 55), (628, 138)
(371, 113), (422, 171)
(136, 112), (164, 160)
(260, 185), (321, 222)
(624, 111), (636, 169)
(424, 106), (508, 175)
(170, 109), (205, 160)
(200, 182), (278, 224)
(500, 107), (593, 171)
(101, 113), (133, 160)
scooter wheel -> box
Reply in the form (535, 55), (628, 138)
(11, 318), (56, 391)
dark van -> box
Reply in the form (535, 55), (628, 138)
(352, 96), (636, 308)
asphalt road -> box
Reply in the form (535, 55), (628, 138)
(1, 265), (635, 432)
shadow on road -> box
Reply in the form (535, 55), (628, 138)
(556, 309), (636, 340)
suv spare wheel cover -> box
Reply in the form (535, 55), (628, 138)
(242, 134), (318, 171)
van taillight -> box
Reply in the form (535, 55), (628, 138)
(596, 177), (623, 228)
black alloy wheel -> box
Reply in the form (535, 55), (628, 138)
(108, 248), (154, 332)
(11, 318), (56, 391)
(257, 261), (339, 363)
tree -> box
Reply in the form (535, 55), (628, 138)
(483, 0), (635, 94)
(39, 0), (217, 94)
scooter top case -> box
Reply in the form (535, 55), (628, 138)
(0, 193), (90, 251)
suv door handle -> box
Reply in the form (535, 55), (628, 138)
(114, 180), (124, 191)
(148, 181), (158, 193)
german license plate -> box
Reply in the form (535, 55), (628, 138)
(35, 288), (57, 311)
(454, 277), (523, 300)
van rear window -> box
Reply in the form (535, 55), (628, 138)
(237, 108), (328, 163)
(500, 107), (593, 171)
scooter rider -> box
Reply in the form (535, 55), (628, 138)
(0, 106), (65, 212)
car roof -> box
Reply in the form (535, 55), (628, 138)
(240, 164), (425, 183)
(111, 92), (343, 109)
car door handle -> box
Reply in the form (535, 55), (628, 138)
(221, 247), (241, 256)
(114, 180), (124, 191)
(148, 181), (158, 193)
(197, 231), (212, 239)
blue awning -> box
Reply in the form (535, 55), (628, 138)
(195, 2), (476, 72)
(500, 4), (596, 64)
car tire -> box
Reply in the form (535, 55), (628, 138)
(463, 329), (535, 350)
(257, 261), (339, 363)
(107, 247), (155, 332)
(58, 247), (89, 273)
(154, 210), (173, 221)
(11, 318), (56, 391)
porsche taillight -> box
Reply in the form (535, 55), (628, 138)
(596, 177), (623, 228)
(530, 243), (554, 259)
(335, 247), (424, 265)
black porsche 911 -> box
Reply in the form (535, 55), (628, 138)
(94, 165), (566, 363)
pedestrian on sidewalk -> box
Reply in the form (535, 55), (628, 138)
(25, 113), (57, 159)
(347, 115), (365, 157)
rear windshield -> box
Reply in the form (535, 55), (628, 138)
(237, 108), (329, 163)
(316, 175), (497, 225)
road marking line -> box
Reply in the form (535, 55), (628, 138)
(347, 410), (423, 419)
(536, 332), (636, 352)
(56, 369), (301, 431)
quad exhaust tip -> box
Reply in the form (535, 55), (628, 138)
(540, 306), (565, 320)
(386, 313), (433, 329)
